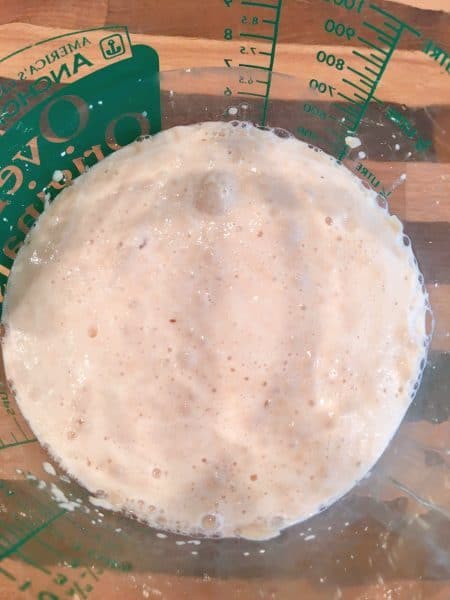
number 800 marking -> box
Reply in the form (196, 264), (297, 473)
(316, 50), (345, 70)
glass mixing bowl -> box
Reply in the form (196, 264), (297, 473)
(0, 1), (449, 598)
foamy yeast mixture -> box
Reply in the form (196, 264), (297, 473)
(2, 122), (429, 540)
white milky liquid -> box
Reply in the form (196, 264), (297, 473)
(2, 122), (429, 540)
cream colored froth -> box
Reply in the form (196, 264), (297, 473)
(2, 122), (429, 539)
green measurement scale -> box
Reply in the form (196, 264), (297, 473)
(0, 477), (131, 598)
(221, 0), (425, 161)
(223, 0), (283, 126)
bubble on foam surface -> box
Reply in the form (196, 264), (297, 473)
(195, 172), (236, 216)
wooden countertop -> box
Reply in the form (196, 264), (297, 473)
(0, 1), (449, 599)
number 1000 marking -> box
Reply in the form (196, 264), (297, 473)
(324, 0), (364, 12)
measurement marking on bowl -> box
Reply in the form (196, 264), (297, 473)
(224, 0), (423, 165)
(335, 3), (420, 156)
(0, 385), (37, 451)
(0, 434), (37, 452)
(223, 0), (283, 126)
(0, 508), (67, 561)
(0, 479), (119, 595)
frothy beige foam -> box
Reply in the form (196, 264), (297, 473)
(2, 122), (429, 539)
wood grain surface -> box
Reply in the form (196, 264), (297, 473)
(0, 1), (448, 599)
